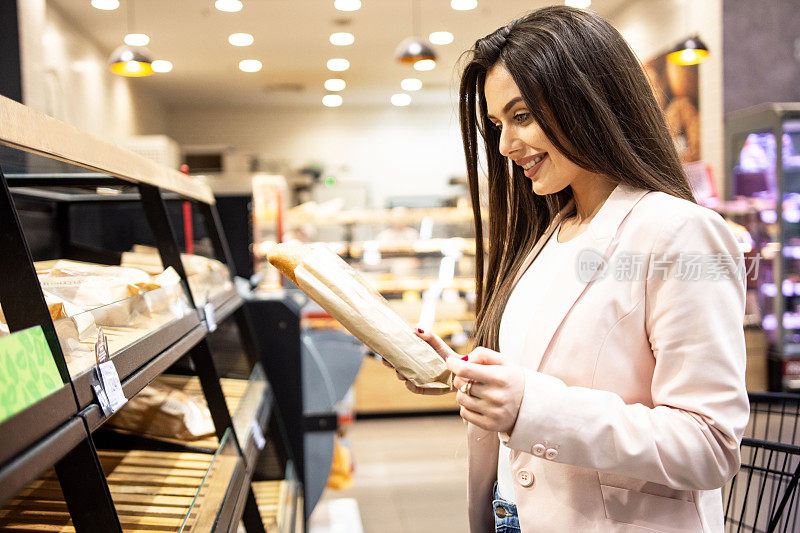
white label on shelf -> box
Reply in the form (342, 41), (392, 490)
(362, 240), (382, 266)
(204, 303), (218, 332)
(438, 255), (456, 286)
(419, 216), (434, 240)
(96, 361), (127, 414)
(251, 420), (266, 450)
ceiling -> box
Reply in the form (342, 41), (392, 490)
(49, 0), (630, 108)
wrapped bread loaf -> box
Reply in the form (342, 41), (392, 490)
(268, 242), (452, 389)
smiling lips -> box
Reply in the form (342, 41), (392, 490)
(515, 153), (548, 178)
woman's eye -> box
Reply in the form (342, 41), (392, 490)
(513, 112), (531, 124)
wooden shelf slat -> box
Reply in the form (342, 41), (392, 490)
(0, 449), (221, 532)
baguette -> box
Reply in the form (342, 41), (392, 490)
(268, 242), (452, 389)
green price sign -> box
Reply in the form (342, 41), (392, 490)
(0, 326), (63, 423)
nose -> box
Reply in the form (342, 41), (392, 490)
(498, 125), (518, 159)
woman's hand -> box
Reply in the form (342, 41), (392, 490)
(447, 347), (525, 433)
(380, 329), (457, 395)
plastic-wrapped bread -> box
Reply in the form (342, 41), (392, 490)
(268, 242), (452, 389)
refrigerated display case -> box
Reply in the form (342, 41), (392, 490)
(725, 103), (800, 391)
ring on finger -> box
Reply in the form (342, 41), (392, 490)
(459, 379), (474, 397)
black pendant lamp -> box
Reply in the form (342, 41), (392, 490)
(394, 0), (437, 66)
(667, 36), (710, 66)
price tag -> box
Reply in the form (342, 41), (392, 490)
(93, 328), (127, 415)
(97, 361), (127, 413)
(251, 420), (266, 450)
(91, 376), (112, 415)
(204, 303), (217, 332)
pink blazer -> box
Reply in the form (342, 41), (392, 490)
(467, 183), (749, 532)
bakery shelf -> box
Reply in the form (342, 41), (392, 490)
(284, 206), (476, 228)
(368, 277), (475, 294)
(81, 323), (210, 433)
(63, 302), (205, 409)
(252, 479), (301, 533)
(143, 364), (274, 466)
(0, 95), (213, 203)
(0, 384), (77, 468)
(0, 446), (225, 532)
(0, 96), (276, 531)
(180, 429), (247, 532)
(0, 417), (87, 510)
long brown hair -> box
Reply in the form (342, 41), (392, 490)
(459, 6), (696, 350)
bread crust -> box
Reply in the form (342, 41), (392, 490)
(267, 242), (308, 284)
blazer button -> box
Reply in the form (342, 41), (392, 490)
(516, 468), (535, 487)
(545, 448), (559, 460)
(532, 444), (546, 456)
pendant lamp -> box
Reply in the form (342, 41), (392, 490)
(109, 45), (154, 76)
(667, 36), (709, 65)
(109, 0), (154, 77)
(394, 37), (436, 65)
(394, 0), (436, 67)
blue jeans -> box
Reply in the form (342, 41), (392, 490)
(493, 482), (520, 533)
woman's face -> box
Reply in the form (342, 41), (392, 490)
(484, 63), (587, 196)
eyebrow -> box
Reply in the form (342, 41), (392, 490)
(486, 97), (525, 120)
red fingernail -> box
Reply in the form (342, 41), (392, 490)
(417, 328), (424, 334)
(461, 355), (469, 361)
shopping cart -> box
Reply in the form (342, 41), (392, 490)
(746, 393), (800, 446)
(724, 438), (800, 532)
(723, 392), (800, 532)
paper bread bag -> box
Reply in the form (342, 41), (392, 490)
(268, 242), (452, 389)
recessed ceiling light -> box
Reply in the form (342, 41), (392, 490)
(391, 93), (412, 107)
(124, 33), (150, 46)
(334, 0), (361, 11)
(413, 59), (436, 71)
(152, 60), (173, 73)
(565, 0), (591, 7)
(215, 0), (243, 13)
(91, 0), (119, 10)
(330, 32), (355, 46)
(327, 58), (350, 71)
(450, 0), (477, 10)
(428, 31), (454, 45)
(324, 78), (347, 91)
(228, 33), (254, 46)
(323, 94), (343, 107)
(401, 78), (422, 91)
(239, 59), (262, 72)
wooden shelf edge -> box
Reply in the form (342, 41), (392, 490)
(0, 95), (214, 204)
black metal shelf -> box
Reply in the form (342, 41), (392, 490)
(239, 383), (274, 470)
(0, 94), (297, 532)
(71, 312), (203, 408)
(0, 384), (77, 467)
(0, 417), (87, 508)
(81, 324), (210, 433)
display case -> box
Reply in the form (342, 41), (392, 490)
(725, 103), (800, 391)
(0, 94), (300, 532)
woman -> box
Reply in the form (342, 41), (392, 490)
(395, 6), (749, 532)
